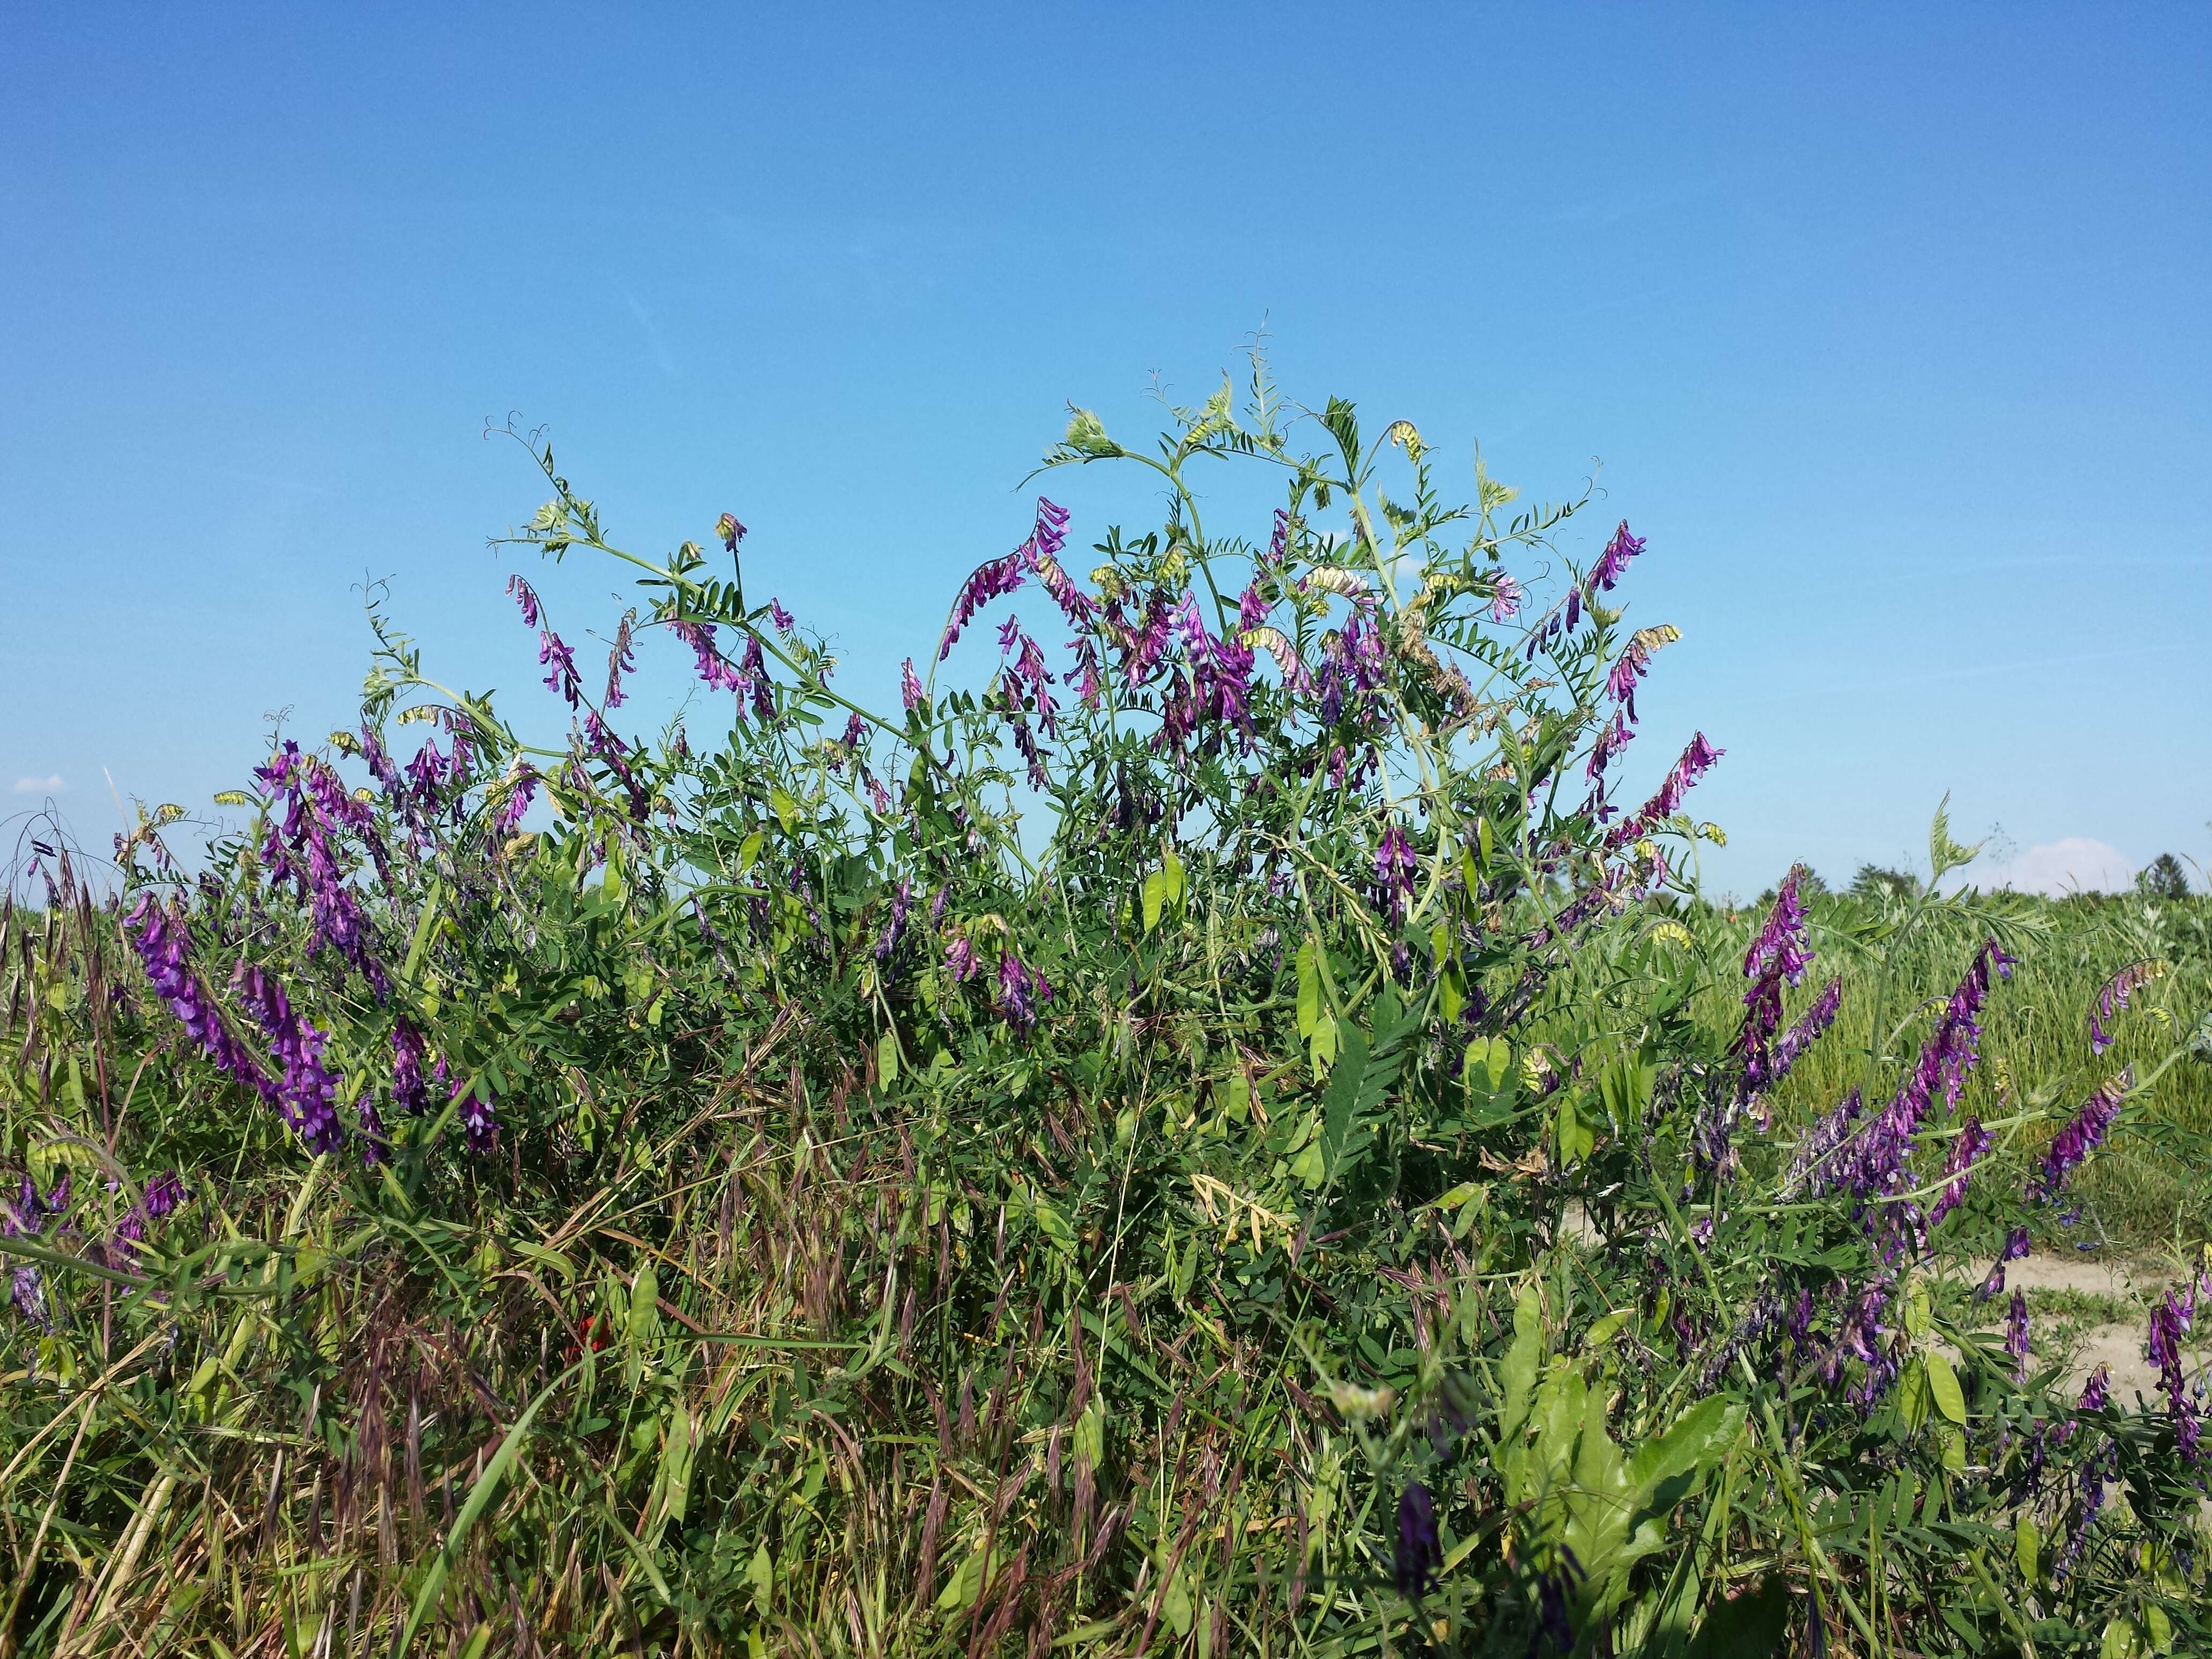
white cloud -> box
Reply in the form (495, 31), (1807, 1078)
(12, 775), (64, 795)
(1980, 836), (2133, 896)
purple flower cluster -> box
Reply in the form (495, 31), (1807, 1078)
(1155, 593), (1260, 750)
(1737, 868), (1814, 1090)
(2032, 1069), (2129, 1202)
(255, 743), (388, 992)
(875, 879), (911, 962)
(1313, 617), (1389, 736)
(452, 1076), (498, 1154)
(945, 936), (978, 982)
(3, 1174), (69, 1327)
(2006, 1289), (2032, 1381)
(231, 962), (346, 1155)
(996, 950), (1051, 1034)
(495, 764), (539, 835)
(1489, 571), (1522, 624)
(2089, 960), (2160, 1056)
(1778, 1088), (1862, 1200)
(391, 1021), (430, 1116)
(1583, 713), (1635, 786)
(603, 613), (637, 708)
(506, 573), (542, 627)
(1805, 940), (2013, 1263)
(1978, 1225), (2031, 1301)
(125, 895), (276, 1100)
(672, 619), (745, 695)
(717, 512), (746, 552)
(1603, 624), (1676, 721)
(2148, 1275), (2207, 1459)
(1589, 520), (1645, 592)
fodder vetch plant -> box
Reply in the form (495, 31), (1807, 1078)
(4, 357), (2210, 1657)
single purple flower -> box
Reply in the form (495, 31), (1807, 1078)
(717, 513), (746, 552)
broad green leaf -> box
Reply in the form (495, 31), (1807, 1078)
(1926, 1351), (1967, 1426)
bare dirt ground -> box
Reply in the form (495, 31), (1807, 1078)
(1997, 1250), (2170, 1404)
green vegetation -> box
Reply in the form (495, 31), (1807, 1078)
(4, 370), (2209, 1657)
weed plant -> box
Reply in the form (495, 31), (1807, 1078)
(4, 362), (2210, 1657)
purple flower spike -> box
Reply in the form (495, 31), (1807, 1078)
(391, 1022), (430, 1116)
(2090, 960), (2161, 1056)
(1589, 520), (1645, 592)
(876, 880), (911, 962)
(945, 936), (977, 982)
(2149, 1284), (2202, 1460)
(125, 895), (277, 1102)
(1766, 976), (1842, 1087)
(1611, 733), (1722, 848)
(1738, 868), (1815, 1090)
(539, 630), (582, 707)
(2006, 1290), (2031, 1380)
(1374, 826), (1417, 894)
(2033, 1070), (2130, 1202)
(231, 961), (346, 1155)
(901, 658), (925, 713)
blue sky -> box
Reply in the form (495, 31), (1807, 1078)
(5, 3), (2207, 896)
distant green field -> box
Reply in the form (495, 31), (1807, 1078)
(1670, 886), (2212, 1253)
